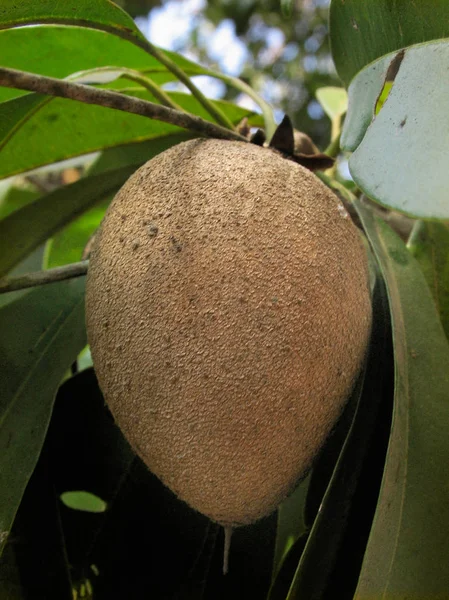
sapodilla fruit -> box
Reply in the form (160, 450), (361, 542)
(85, 138), (372, 530)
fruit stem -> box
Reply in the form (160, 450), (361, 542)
(0, 261), (89, 294)
(223, 526), (233, 575)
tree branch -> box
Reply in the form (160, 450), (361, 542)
(0, 261), (89, 294)
(0, 67), (247, 143)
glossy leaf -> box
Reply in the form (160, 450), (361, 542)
(0, 26), (209, 103)
(0, 166), (135, 276)
(315, 86), (347, 122)
(0, 0), (147, 44)
(0, 90), (254, 180)
(0, 277), (86, 555)
(408, 221), (449, 340)
(353, 201), (449, 599)
(330, 0), (449, 85)
(343, 42), (449, 219)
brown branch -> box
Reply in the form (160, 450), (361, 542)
(0, 261), (89, 294)
(0, 67), (247, 142)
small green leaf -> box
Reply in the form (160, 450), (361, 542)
(0, 277), (87, 555)
(408, 221), (449, 340)
(343, 41), (449, 219)
(76, 347), (93, 372)
(353, 201), (449, 598)
(0, 166), (135, 276)
(315, 87), (347, 122)
(330, 0), (449, 85)
(60, 491), (107, 513)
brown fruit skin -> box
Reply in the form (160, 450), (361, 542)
(85, 139), (372, 527)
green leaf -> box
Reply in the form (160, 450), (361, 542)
(0, 536), (25, 599)
(0, 26), (212, 103)
(44, 196), (112, 269)
(60, 491), (107, 513)
(353, 201), (449, 599)
(0, 89), (253, 180)
(0, 248), (46, 310)
(0, 94), (47, 160)
(342, 41), (449, 219)
(0, 166), (135, 276)
(340, 53), (390, 153)
(0, 277), (87, 555)
(330, 0), (449, 85)
(408, 221), (449, 340)
(0, 0), (147, 44)
(315, 86), (347, 122)
(0, 179), (41, 220)
(0, 179), (44, 306)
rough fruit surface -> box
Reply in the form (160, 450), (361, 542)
(85, 139), (372, 526)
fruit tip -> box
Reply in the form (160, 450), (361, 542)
(223, 525), (233, 575)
